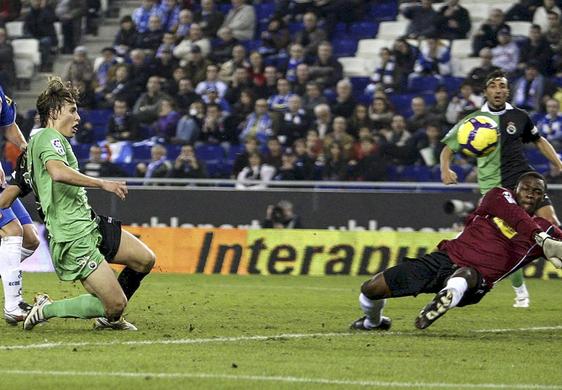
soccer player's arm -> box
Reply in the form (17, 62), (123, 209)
(439, 123), (461, 184)
(534, 136), (562, 173)
(0, 185), (21, 209)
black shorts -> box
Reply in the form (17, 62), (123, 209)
(96, 214), (122, 261)
(383, 252), (490, 307)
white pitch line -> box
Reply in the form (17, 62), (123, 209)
(473, 326), (562, 333)
(199, 283), (354, 292)
(0, 369), (560, 389)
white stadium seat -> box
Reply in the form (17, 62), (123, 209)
(12, 38), (41, 66)
(338, 57), (372, 77)
(452, 57), (481, 77)
(356, 39), (394, 59)
(5, 21), (24, 39)
(507, 21), (532, 37)
(468, 3), (490, 22)
(451, 39), (472, 59)
(377, 21), (408, 40)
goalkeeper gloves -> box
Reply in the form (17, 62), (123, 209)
(534, 232), (562, 269)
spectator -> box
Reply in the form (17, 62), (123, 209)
(518, 24), (553, 75)
(273, 149), (299, 181)
(446, 81), (483, 124)
(219, 44), (249, 83)
(219, 0), (256, 41)
(292, 138), (315, 180)
(198, 103), (229, 145)
(136, 14), (164, 52)
(533, 0), (561, 31)
(55, 0), (86, 54)
(183, 45), (212, 85)
(235, 151), (275, 190)
(365, 48), (397, 95)
(312, 103), (333, 139)
(228, 88), (255, 133)
(194, 0), (224, 38)
(248, 51), (265, 88)
(321, 141), (349, 181)
(150, 97), (181, 142)
(505, 0), (540, 22)
(323, 116), (355, 159)
(135, 144), (172, 183)
(232, 135), (259, 177)
(416, 123), (444, 167)
(307, 41), (343, 89)
(174, 78), (199, 115)
(291, 64), (310, 96)
(174, 23), (211, 60)
(195, 64), (228, 98)
(107, 99), (139, 142)
(225, 67), (253, 105)
(81, 145), (127, 178)
(466, 47), (500, 93)
(239, 98), (273, 144)
(85, 0), (101, 36)
(407, 96), (433, 133)
(209, 26), (239, 64)
(95, 47), (120, 92)
(73, 78), (96, 109)
(392, 38), (417, 90)
(401, 0), (439, 39)
(349, 136), (387, 181)
(172, 144), (208, 179)
(276, 95), (309, 146)
(114, 15), (138, 57)
(331, 79), (357, 119)
(62, 46), (94, 85)
(411, 37), (452, 78)
(294, 12), (327, 58)
(302, 81), (327, 114)
(131, 0), (158, 34)
(536, 98), (562, 148)
(174, 100), (204, 144)
(201, 85), (231, 113)
(544, 10), (561, 50)
(472, 8), (509, 56)
(259, 16), (290, 58)
(512, 62), (546, 113)
(0, 28), (15, 94)
(24, 0), (58, 73)
(157, 0), (181, 33)
(429, 86), (450, 127)
(262, 200), (303, 228)
(174, 9), (193, 42)
(153, 47), (178, 81)
(491, 28), (520, 74)
(306, 128), (324, 161)
(99, 63), (138, 109)
(436, 0), (471, 40)
(281, 43), (306, 84)
(369, 97), (393, 130)
(256, 65), (278, 99)
(0, 0), (21, 25)
(133, 76), (171, 125)
(128, 49), (152, 91)
(348, 104), (373, 139)
(268, 78), (293, 113)
(382, 114), (411, 149)
(263, 136), (283, 170)
(381, 114), (417, 165)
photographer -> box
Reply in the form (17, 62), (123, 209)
(262, 200), (303, 229)
(171, 144), (208, 180)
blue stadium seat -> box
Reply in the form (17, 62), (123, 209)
(334, 22), (347, 34)
(525, 148), (549, 165)
(72, 143), (91, 161)
(166, 144), (182, 160)
(195, 144), (225, 177)
(332, 37), (358, 57)
(349, 22), (378, 40)
(218, 3), (232, 14)
(389, 93), (416, 116)
(350, 77), (370, 96)
(369, 2), (398, 21)
(118, 162), (137, 177)
(442, 76), (464, 94)
(398, 165), (432, 182)
(407, 76), (440, 93)
(255, 3), (275, 23)
(227, 144), (245, 161)
(132, 143), (152, 161)
(288, 22), (303, 35)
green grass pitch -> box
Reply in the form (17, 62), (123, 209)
(0, 273), (561, 389)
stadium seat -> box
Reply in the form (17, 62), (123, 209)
(398, 165), (432, 182)
(288, 22), (303, 35)
(389, 93), (416, 116)
(507, 21), (532, 37)
(451, 57), (480, 77)
(132, 143), (152, 161)
(525, 148), (549, 165)
(12, 38), (41, 66)
(376, 21), (408, 40)
(407, 76), (440, 93)
(450, 39), (472, 59)
(332, 37), (358, 58)
(442, 76), (464, 94)
(255, 3), (275, 23)
(166, 144), (182, 160)
(195, 144), (225, 177)
(72, 143), (91, 161)
(218, 3), (232, 14)
(338, 57), (371, 77)
(14, 58), (34, 89)
(355, 38), (393, 60)
(5, 21), (24, 39)
(349, 22), (379, 40)
(349, 77), (370, 95)
(468, 3), (490, 22)
(369, 2), (398, 21)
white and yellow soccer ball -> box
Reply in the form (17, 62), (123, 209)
(457, 115), (499, 158)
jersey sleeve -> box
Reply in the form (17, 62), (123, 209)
(476, 187), (542, 240)
(521, 112), (541, 143)
(441, 121), (461, 152)
(0, 92), (16, 127)
(34, 130), (69, 167)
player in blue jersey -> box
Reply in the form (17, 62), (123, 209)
(0, 86), (40, 325)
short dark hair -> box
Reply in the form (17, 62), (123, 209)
(516, 171), (547, 190)
(485, 70), (508, 87)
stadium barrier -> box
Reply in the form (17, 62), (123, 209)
(22, 225), (562, 280)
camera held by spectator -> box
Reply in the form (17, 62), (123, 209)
(263, 200), (303, 229)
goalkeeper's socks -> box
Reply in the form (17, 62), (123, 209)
(117, 267), (150, 300)
(359, 293), (386, 328)
(513, 283), (529, 299)
(441, 277), (468, 308)
(20, 247), (35, 262)
(0, 236), (24, 312)
(42, 294), (105, 319)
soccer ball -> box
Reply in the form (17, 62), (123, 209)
(457, 115), (499, 158)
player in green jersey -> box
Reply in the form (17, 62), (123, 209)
(440, 70), (562, 308)
(16, 78), (155, 331)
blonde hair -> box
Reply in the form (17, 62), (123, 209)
(36, 76), (80, 127)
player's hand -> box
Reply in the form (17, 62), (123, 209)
(441, 168), (458, 185)
(535, 232), (562, 260)
(101, 180), (128, 200)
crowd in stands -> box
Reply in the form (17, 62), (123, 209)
(7, 0), (562, 185)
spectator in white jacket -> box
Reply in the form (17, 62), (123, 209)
(533, 0), (561, 32)
(236, 152), (276, 189)
(491, 28), (519, 74)
(218, 0), (256, 41)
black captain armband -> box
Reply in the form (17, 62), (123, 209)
(7, 151), (33, 198)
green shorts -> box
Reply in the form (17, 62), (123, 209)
(50, 228), (105, 281)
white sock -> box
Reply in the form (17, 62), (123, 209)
(0, 236), (24, 312)
(513, 283), (529, 298)
(359, 293), (386, 329)
(20, 247), (35, 262)
(440, 277), (468, 308)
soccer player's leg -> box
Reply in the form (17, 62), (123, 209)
(0, 208), (27, 325)
(350, 271), (392, 331)
(510, 269), (529, 308)
(11, 197), (41, 262)
(415, 266), (480, 329)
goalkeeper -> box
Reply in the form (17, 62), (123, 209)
(350, 171), (562, 331)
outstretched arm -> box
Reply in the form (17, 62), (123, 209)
(439, 145), (458, 184)
(45, 160), (128, 200)
(535, 137), (562, 174)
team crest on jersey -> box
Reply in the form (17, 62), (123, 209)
(51, 139), (65, 155)
(506, 121), (517, 135)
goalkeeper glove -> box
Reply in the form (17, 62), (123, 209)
(534, 232), (562, 269)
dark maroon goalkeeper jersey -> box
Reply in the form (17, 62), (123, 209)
(438, 187), (562, 285)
